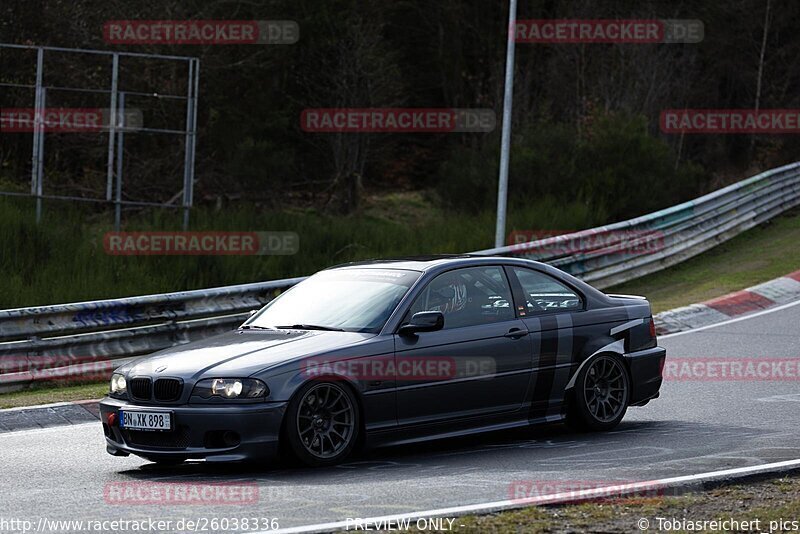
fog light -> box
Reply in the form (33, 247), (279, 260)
(222, 431), (241, 447)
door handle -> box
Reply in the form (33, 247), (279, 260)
(504, 328), (528, 339)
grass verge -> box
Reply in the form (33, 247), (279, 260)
(0, 381), (107, 409)
(608, 207), (800, 313)
(4, 193), (799, 313)
(455, 474), (800, 533)
(0, 193), (600, 308)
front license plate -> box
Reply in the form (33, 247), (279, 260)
(120, 410), (172, 431)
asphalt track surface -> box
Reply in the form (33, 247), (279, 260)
(1, 302), (799, 533)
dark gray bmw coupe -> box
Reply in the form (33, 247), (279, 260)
(100, 256), (665, 466)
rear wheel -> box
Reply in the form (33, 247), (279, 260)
(567, 354), (629, 431)
(285, 381), (359, 466)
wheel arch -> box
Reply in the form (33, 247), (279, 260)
(278, 373), (367, 450)
(565, 339), (627, 392)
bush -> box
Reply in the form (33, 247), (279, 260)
(435, 112), (704, 221)
(575, 113), (704, 221)
(435, 141), (500, 212)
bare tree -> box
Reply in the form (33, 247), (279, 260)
(298, 13), (405, 213)
(751, 0), (772, 153)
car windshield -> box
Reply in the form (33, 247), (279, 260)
(246, 268), (421, 333)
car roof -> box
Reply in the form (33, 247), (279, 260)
(327, 254), (537, 272)
(325, 254), (613, 309)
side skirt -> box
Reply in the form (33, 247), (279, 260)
(364, 412), (566, 449)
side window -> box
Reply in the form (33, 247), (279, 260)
(406, 266), (514, 329)
(511, 267), (583, 314)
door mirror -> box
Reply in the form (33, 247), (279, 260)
(398, 311), (444, 336)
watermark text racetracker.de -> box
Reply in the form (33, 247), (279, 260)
(301, 108), (496, 133)
(660, 109), (800, 134)
(507, 229), (665, 256)
(514, 19), (703, 44)
(103, 231), (299, 256)
(0, 108), (143, 133)
(509, 479), (667, 505)
(104, 20), (298, 45)
(103, 482), (256, 506)
(663, 358), (800, 382)
(0, 355), (114, 385)
(303, 356), (496, 381)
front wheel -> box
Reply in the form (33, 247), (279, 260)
(285, 381), (360, 466)
(567, 354), (630, 431)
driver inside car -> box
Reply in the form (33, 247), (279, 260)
(426, 274), (471, 327)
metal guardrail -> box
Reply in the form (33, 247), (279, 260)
(0, 278), (305, 391)
(1, 162), (799, 390)
(474, 161), (800, 288)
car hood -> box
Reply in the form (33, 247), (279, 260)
(123, 329), (377, 380)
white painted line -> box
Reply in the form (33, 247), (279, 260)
(0, 421), (97, 438)
(660, 298), (800, 339)
(265, 458), (800, 534)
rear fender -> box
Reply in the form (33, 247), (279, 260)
(565, 339), (625, 391)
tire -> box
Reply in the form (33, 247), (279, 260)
(567, 354), (630, 432)
(285, 380), (360, 467)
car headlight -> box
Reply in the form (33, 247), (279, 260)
(110, 373), (127, 396)
(192, 378), (268, 399)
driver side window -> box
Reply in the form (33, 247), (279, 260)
(406, 267), (514, 329)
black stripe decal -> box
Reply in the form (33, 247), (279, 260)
(529, 314), (559, 420)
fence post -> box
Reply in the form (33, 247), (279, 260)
(31, 47), (44, 223)
(182, 58), (199, 230)
(1, 44), (199, 224)
(35, 87), (46, 223)
(105, 53), (119, 207)
(114, 92), (126, 231)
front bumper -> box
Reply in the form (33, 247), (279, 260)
(625, 345), (666, 406)
(99, 397), (287, 462)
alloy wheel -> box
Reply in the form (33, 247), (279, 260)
(295, 383), (356, 459)
(582, 355), (628, 423)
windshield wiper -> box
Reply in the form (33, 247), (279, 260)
(239, 324), (276, 331)
(276, 324), (345, 332)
